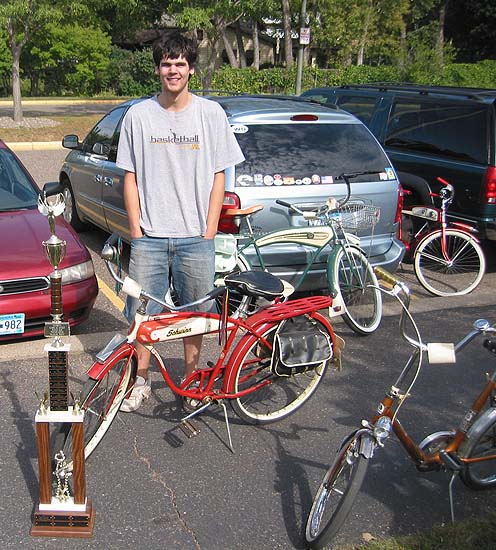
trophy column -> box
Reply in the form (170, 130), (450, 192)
(31, 193), (95, 537)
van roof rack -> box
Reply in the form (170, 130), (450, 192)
(336, 83), (496, 103)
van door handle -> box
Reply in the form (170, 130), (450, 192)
(103, 177), (114, 187)
(95, 174), (103, 183)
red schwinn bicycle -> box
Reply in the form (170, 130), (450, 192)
(55, 233), (338, 468)
(400, 176), (485, 297)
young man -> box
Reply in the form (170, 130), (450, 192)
(116, 33), (245, 412)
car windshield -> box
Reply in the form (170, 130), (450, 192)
(0, 149), (39, 211)
(233, 122), (390, 186)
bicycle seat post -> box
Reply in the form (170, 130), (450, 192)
(245, 215), (255, 237)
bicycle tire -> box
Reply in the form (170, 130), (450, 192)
(306, 435), (369, 549)
(229, 320), (328, 424)
(414, 229), (485, 297)
(215, 253), (256, 318)
(459, 419), (496, 490)
(52, 350), (136, 471)
(331, 245), (382, 335)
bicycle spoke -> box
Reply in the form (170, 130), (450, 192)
(415, 230), (485, 296)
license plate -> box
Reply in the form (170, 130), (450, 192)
(0, 313), (25, 335)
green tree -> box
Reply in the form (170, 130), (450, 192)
(24, 23), (112, 95)
(0, 0), (65, 121)
(0, 0), (141, 120)
(446, 0), (496, 62)
(308, 0), (409, 68)
(0, 31), (12, 95)
(170, 0), (249, 89)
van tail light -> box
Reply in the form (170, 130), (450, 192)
(395, 185), (404, 225)
(218, 191), (241, 233)
(483, 166), (496, 204)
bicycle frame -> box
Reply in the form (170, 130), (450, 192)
(370, 361), (496, 470)
(86, 294), (335, 403)
(233, 219), (361, 315)
(401, 177), (480, 261)
(361, 271), (496, 471)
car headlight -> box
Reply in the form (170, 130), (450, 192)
(60, 260), (95, 284)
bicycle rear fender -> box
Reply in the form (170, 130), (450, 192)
(224, 307), (337, 388)
(86, 340), (136, 380)
(458, 407), (496, 456)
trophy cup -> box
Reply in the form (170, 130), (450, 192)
(31, 192), (95, 537)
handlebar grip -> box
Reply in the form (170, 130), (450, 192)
(104, 232), (120, 247)
(276, 199), (294, 210)
(374, 266), (401, 287)
(206, 286), (225, 300)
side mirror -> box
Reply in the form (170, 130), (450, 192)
(42, 181), (64, 197)
(92, 142), (110, 156)
(62, 134), (80, 149)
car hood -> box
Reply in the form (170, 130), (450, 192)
(0, 209), (90, 280)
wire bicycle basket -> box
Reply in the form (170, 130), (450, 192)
(309, 203), (381, 232)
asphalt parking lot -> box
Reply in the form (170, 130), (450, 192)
(0, 148), (495, 549)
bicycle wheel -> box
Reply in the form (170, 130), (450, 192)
(414, 229), (485, 297)
(306, 435), (369, 549)
(332, 245), (382, 335)
(215, 253), (256, 318)
(229, 321), (328, 424)
(53, 350), (136, 470)
(459, 420), (496, 490)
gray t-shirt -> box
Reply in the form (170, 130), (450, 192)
(116, 94), (245, 237)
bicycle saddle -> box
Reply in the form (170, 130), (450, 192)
(224, 271), (284, 299)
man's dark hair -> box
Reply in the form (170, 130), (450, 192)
(152, 33), (197, 67)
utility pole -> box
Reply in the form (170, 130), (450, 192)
(295, 0), (308, 96)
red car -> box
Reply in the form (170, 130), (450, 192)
(0, 140), (98, 340)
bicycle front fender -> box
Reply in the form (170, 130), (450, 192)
(87, 339), (136, 380)
(338, 428), (376, 459)
(326, 244), (363, 318)
(415, 227), (480, 252)
(450, 222), (481, 241)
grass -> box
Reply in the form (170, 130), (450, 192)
(351, 513), (496, 550)
(0, 114), (102, 142)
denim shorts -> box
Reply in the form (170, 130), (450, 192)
(123, 235), (215, 323)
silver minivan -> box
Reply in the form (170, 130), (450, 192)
(60, 95), (404, 291)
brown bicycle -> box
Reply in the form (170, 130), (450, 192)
(305, 267), (496, 549)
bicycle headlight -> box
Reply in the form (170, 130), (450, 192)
(373, 416), (392, 444)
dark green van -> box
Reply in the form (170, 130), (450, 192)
(301, 84), (496, 240)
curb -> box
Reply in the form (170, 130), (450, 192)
(0, 98), (124, 107)
(8, 141), (63, 152)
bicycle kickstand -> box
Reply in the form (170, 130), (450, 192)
(448, 472), (457, 524)
(218, 400), (235, 454)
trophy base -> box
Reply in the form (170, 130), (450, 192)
(31, 498), (95, 538)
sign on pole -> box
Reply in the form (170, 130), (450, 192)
(299, 27), (310, 45)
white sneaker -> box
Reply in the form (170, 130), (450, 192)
(120, 376), (151, 412)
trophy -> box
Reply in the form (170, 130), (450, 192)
(31, 191), (95, 537)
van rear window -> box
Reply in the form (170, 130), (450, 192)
(233, 123), (390, 187)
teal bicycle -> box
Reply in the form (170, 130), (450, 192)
(215, 172), (383, 335)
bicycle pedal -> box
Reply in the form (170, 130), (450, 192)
(179, 420), (200, 438)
